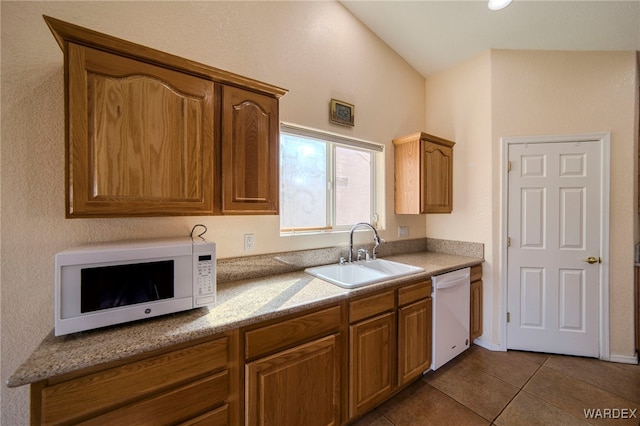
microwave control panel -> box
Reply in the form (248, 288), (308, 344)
(195, 254), (215, 296)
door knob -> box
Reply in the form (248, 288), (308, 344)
(582, 256), (601, 264)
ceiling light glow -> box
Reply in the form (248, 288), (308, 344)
(488, 0), (512, 11)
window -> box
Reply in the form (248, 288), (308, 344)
(280, 123), (383, 233)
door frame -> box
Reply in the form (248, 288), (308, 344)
(500, 133), (611, 360)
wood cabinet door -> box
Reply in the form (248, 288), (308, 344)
(221, 86), (279, 214)
(245, 334), (340, 426)
(66, 43), (215, 217)
(398, 299), (431, 386)
(393, 138), (422, 214)
(421, 141), (453, 213)
(636, 266), (640, 354)
(349, 312), (395, 418)
(470, 279), (483, 341)
(393, 132), (454, 214)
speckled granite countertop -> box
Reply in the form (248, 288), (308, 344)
(7, 250), (482, 388)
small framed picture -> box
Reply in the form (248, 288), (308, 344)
(330, 99), (355, 127)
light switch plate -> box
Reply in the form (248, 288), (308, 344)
(398, 226), (409, 237)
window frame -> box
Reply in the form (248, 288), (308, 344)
(279, 122), (384, 234)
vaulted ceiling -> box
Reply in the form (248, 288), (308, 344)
(341, 0), (640, 77)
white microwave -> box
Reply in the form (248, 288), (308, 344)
(54, 237), (216, 336)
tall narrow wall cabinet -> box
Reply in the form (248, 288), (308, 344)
(220, 86), (279, 214)
(393, 132), (455, 214)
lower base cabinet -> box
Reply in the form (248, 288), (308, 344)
(398, 298), (432, 386)
(347, 281), (432, 422)
(349, 311), (395, 418)
(636, 266), (640, 354)
(31, 334), (234, 425)
(245, 334), (341, 426)
(470, 265), (483, 341)
(243, 305), (342, 426)
(29, 265), (481, 426)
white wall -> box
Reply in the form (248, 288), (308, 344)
(0, 2), (426, 423)
(424, 51), (495, 345)
(492, 49), (638, 359)
(425, 49), (638, 358)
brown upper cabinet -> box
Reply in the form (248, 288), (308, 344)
(220, 86), (279, 214)
(44, 16), (287, 218)
(393, 132), (455, 214)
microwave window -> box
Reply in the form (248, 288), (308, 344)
(81, 260), (174, 313)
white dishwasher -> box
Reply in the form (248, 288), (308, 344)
(431, 267), (471, 370)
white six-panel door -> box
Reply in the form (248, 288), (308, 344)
(507, 140), (603, 357)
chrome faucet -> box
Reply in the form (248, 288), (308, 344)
(349, 222), (381, 263)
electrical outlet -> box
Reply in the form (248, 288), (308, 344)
(398, 226), (409, 238)
(244, 234), (255, 251)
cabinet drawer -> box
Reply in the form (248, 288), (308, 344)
(180, 404), (228, 426)
(470, 264), (482, 282)
(40, 338), (228, 425)
(80, 371), (228, 425)
(398, 280), (431, 306)
(349, 290), (394, 323)
(245, 305), (341, 360)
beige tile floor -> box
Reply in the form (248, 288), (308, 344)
(353, 345), (640, 426)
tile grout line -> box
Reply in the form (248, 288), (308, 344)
(376, 408), (396, 426)
(541, 356), (640, 406)
(361, 349), (637, 426)
(423, 348), (533, 424)
(489, 354), (550, 424)
(526, 356), (639, 426)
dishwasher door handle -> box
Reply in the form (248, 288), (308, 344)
(435, 274), (470, 290)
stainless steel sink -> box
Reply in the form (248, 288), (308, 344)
(305, 259), (425, 289)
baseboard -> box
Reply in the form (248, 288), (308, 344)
(472, 337), (504, 352)
(482, 338), (638, 363)
(607, 353), (638, 365)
